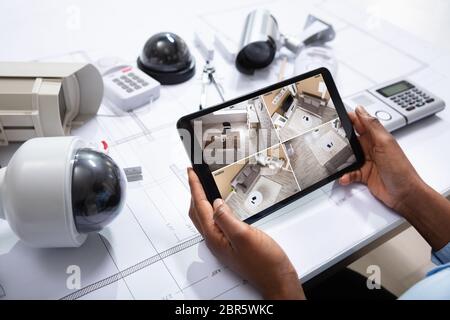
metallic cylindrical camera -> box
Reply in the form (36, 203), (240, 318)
(236, 9), (301, 74)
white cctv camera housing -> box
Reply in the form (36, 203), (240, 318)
(0, 62), (103, 146)
(0, 136), (126, 248)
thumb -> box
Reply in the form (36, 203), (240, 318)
(355, 106), (389, 139)
(213, 199), (248, 242)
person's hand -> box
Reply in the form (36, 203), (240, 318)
(187, 168), (305, 299)
(339, 106), (425, 212)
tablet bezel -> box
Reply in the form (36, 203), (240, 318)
(177, 67), (365, 224)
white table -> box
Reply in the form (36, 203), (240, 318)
(1, 0), (450, 299)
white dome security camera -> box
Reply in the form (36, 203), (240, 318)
(0, 136), (126, 248)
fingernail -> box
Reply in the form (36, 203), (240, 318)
(213, 198), (224, 209)
(355, 105), (363, 114)
(356, 105), (369, 116)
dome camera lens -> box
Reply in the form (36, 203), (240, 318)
(137, 32), (196, 84)
(71, 149), (126, 233)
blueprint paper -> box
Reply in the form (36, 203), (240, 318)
(1, 0), (450, 299)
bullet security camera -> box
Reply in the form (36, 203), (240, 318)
(0, 62), (103, 146)
(0, 136), (126, 248)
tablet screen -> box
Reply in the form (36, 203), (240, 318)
(190, 73), (357, 221)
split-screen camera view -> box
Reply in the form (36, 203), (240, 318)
(193, 74), (357, 220)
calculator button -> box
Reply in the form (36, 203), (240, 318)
(126, 88), (133, 93)
(406, 106), (415, 111)
(134, 85), (142, 90)
(141, 82), (149, 86)
(416, 102), (425, 107)
(426, 98), (435, 103)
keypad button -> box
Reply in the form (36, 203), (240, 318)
(406, 106), (415, 111)
(141, 82), (149, 86)
(416, 102), (425, 107)
(134, 85), (141, 90)
(112, 78), (120, 83)
(426, 98), (435, 103)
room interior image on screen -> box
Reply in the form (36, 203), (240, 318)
(193, 74), (357, 220)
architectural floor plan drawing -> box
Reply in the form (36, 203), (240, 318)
(1, 0), (450, 299)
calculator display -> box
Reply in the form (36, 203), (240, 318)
(377, 81), (413, 97)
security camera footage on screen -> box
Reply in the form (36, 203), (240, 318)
(192, 74), (357, 220)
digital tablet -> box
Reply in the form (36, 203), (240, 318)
(177, 68), (364, 224)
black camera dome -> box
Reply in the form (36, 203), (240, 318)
(137, 32), (195, 84)
(71, 149), (126, 233)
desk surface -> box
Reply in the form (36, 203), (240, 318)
(1, 0), (450, 299)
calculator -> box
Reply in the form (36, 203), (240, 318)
(344, 79), (445, 132)
(103, 65), (160, 111)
